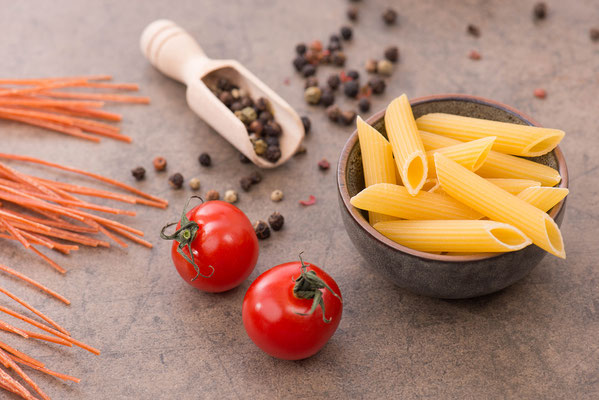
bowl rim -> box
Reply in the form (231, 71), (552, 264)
(337, 93), (569, 263)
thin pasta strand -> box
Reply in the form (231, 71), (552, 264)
(0, 264), (70, 304)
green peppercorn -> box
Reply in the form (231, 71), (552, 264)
(253, 139), (267, 155)
(189, 177), (201, 190)
(271, 189), (284, 202)
(240, 107), (257, 123)
(377, 59), (393, 76)
(304, 86), (322, 105)
(224, 189), (238, 203)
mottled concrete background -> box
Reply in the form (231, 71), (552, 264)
(0, 0), (597, 398)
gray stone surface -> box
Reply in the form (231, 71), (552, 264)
(0, 0), (597, 398)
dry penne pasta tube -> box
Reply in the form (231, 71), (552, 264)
(416, 113), (565, 157)
(419, 130), (561, 186)
(384, 94), (428, 195)
(486, 178), (541, 195)
(434, 153), (565, 258)
(421, 178), (440, 192)
(357, 116), (397, 225)
(425, 137), (495, 178)
(516, 187), (569, 213)
(374, 220), (532, 253)
(350, 183), (482, 220)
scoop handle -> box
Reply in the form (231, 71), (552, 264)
(140, 19), (209, 84)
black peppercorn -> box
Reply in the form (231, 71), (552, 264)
(254, 220), (270, 240)
(301, 64), (316, 77)
(268, 212), (285, 231)
(131, 166), (145, 181)
(327, 40), (343, 52)
(249, 171), (262, 184)
(255, 97), (269, 112)
(265, 145), (282, 163)
(293, 56), (308, 72)
(382, 8), (398, 25)
(219, 91), (233, 107)
(198, 153), (211, 167)
(340, 110), (357, 126)
(265, 136), (279, 146)
(331, 51), (346, 67)
(296, 43), (307, 55)
(169, 173), (183, 189)
(368, 77), (386, 94)
(240, 176), (253, 191)
(240, 96), (253, 108)
(264, 121), (282, 137)
(358, 98), (371, 112)
(259, 111), (273, 123)
(239, 153), (251, 163)
(216, 78), (232, 91)
(347, 6), (358, 21)
(347, 70), (360, 80)
(533, 2), (547, 20)
(230, 101), (243, 112)
(384, 46), (399, 62)
(591, 28), (599, 42)
(305, 77), (319, 89)
(340, 26), (353, 40)
(344, 80), (360, 98)
(327, 74), (341, 90)
(326, 105), (342, 122)
(330, 34), (341, 43)
(321, 89), (335, 107)
(467, 24), (480, 38)
(301, 116), (311, 134)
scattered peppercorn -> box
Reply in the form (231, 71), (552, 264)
(198, 152), (211, 167)
(358, 98), (371, 112)
(331, 51), (347, 67)
(304, 77), (319, 89)
(248, 120), (263, 135)
(169, 173), (183, 189)
(153, 156), (167, 171)
(327, 40), (343, 52)
(365, 59), (378, 73)
(347, 70), (360, 80)
(321, 89), (335, 107)
(533, 2), (547, 20)
(240, 176), (253, 192)
(224, 189), (238, 203)
(467, 24), (481, 37)
(301, 116), (311, 134)
(318, 158), (330, 170)
(590, 28), (599, 42)
(254, 220), (271, 240)
(382, 8), (398, 25)
(301, 64), (316, 77)
(239, 153), (251, 163)
(206, 190), (220, 201)
(326, 105), (342, 122)
(384, 46), (399, 62)
(347, 6), (358, 21)
(249, 171), (262, 184)
(340, 26), (353, 40)
(268, 212), (285, 231)
(340, 110), (357, 126)
(533, 88), (547, 99)
(189, 177), (201, 190)
(344, 80), (360, 98)
(271, 189), (284, 202)
(131, 167), (145, 181)
(265, 145), (282, 163)
(377, 60), (393, 76)
(469, 50), (481, 60)
(293, 55), (308, 72)
(304, 86), (322, 105)
(368, 77), (386, 95)
(327, 74), (341, 90)
(296, 43), (307, 55)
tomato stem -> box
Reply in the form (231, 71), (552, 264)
(160, 196), (214, 280)
(293, 252), (342, 323)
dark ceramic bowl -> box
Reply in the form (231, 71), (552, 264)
(337, 94), (568, 299)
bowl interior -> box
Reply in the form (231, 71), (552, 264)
(342, 95), (567, 261)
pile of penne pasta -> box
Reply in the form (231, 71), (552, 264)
(351, 94), (568, 258)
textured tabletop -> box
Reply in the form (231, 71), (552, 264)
(1, 0), (598, 398)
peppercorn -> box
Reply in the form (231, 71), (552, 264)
(326, 105), (342, 122)
(301, 116), (311, 134)
(305, 77), (319, 89)
(241, 96), (254, 108)
(309, 40), (323, 52)
(327, 40), (343, 52)
(271, 189), (284, 202)
(590, 28), (599, 42)
(240, 176), (253, 191)
(249, 171), (262, 184)
(365, 59), (378, 73)
(198, 152), (211, 167)
(231, 88), (241, 99)
(131, 166), (145, 181)
(331, 51), (346, 67)
(301, 64), (316, 77)
(242, 107), (258, 124)
(304, 50), (320, 65)
(382, 8), (398, 25)
(248, 120), (263, 135)
(347, 70), (360, 80)
(168, 173), (183, 189)
(255, 97), (270, 112)
(153, 156), (167, 171)
(216, 78), (232, 91)
(253, 139), (267, 155)
(265, 146), (282, 163)
(347, 6), (358, 21)
(265, 136), (279, 146)
(340, 110), (357, 126)
(296, 43), (307, 55)
(259, 111), (273, 123)
(318, 158), (330, 170)
(304, 86), (322, 105)
(293, 55), (308, 72)
(218, 91), (233, 107)
(224, 189), (238, 203)
(239, 153), (251, 163)
(533, 2), (547, 20)
(340, 26), (353, 40)
(189, 177), (201, 190)
(344, 80), (360, 98)
(327, 74), (341, 90)
(358, 98), (371, 112)
(384, 46), (399, 62)
(264, 121), (282, 137)
(368, 77), (386, 94)
(254, 220), (270, 240)
(268, 212), (285, 231)
(377, 60), (393, 76)
(467, 24), (480, 38)
(533, 88), (547, 99)
(321, 89), (335, 107)
(230, 101), (243, 112)
(206, 190), (220, 201)
(469, 50), (481, 60)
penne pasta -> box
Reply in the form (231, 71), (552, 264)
(421, 178), (439, 192)
(384, 94), (428, 195)
(486, 179), (541, 195)
(434, 153), (565, 258)
(356, 116), (397, 225)
(419, 130), (561, 186)
(416, 113), (565, 157)
(374, 220), (532, 253)
(516, 187), (569, 213)
(425, 137), (495, 178)
(350, 183), (482, 220)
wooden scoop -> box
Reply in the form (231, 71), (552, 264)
(140, 19), (304, 168)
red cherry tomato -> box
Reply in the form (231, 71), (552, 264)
(161, 199), (258, 293)
(242, 258), (342, 360)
